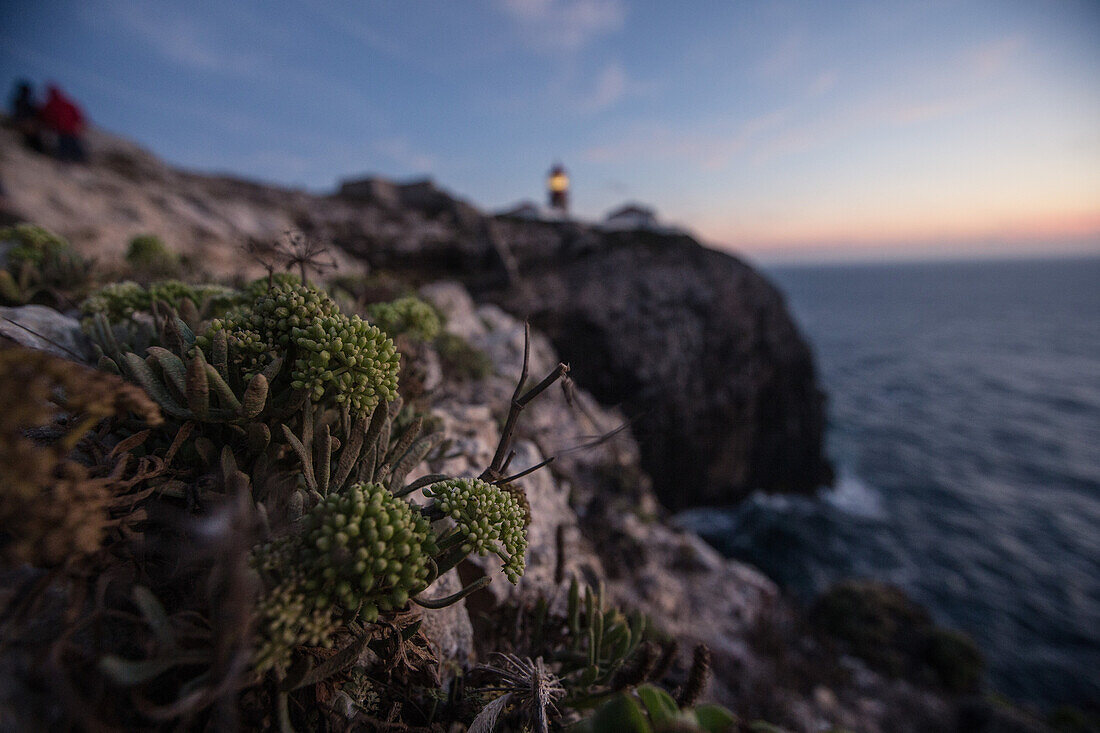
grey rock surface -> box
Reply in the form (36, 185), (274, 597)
(0, 304), (91, 360)
(415, 568), (474, 665)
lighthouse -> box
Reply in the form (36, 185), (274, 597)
(547, 163), (569, 214)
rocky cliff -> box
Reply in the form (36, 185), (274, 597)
(485, 219), (833, 508)
(0, 281), (973, 733)
(0, 125), (831, 508)
(0, 126), (1034, 732)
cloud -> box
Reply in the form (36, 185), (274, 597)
(756, 31), (804, 78)
(103, 1), (264, 77)
(574, 62), (649, 113)
(497, 0), (625, 51)
(808, 69), (838, 97)
(581, 109), (788, 168)
(968, 35), (1026, 80)
(372, 137), (436, 173)
(749, 84), (1008, 166)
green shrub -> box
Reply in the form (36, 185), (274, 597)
(367, 295), (442, 342)
(924, 628), (983, 693)
(2, 223), (73, 269)
(0, 223), (90, 304)
(125, 234), (179, 276)
(436, 332), (493, 381)
(811, 580), (929, 676)
(65, 260), (587, 729)
(812, 580), (984, 692)
(81, 280), (236, 321)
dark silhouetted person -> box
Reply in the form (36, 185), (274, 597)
(8, 80), (44, 153)
(39, 85), (86, 163)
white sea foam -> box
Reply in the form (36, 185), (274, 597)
(822, 472), (886, 520)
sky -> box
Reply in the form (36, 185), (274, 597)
(1, 0), (1098, 262)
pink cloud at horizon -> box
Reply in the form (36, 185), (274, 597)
(697, 211), (1100, 262)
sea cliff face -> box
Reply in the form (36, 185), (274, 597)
(0, 126), (831, 509)
(486, 220), (834, 509)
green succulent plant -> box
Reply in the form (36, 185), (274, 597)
(201, 281), (400, 414)
(56, 266), (576, 729)
(125, 234), (180, 277)
(87, 309), (276, 424)
(81, 280), (236, 322)
(424, 477), (528, 584)
(250, 471), (532, 677)
(367, 296), (442, 342)
(569, 685), (738, 733)
(2, 223), (75, 269)
(559, 578), (650, 697)
(256, 482), (437, 624)
(0, 223), (91, 305)
(253, 577), (342, 675)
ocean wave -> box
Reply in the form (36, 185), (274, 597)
(822, 472), (886, 519)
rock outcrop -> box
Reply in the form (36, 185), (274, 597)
(486, 220), (834, 508)
(0, 125), (831, 508)
(0, 304), (90, 359)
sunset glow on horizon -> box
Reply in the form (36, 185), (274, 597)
(1, 0), (1097, 261)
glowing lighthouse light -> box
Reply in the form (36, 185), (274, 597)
(547, 163), (569, 213)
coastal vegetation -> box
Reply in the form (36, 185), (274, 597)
(0, 224), (743, 731)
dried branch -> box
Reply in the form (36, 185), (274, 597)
(241, 230), (337, 286)
(491, 456), (555, 486)
(481, 322), (568, 482)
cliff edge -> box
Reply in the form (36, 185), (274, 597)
(486, 219), (833, 508)
(0, 126), (832, 508)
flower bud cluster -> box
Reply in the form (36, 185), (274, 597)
(424, 477), (528, 584)
(242, 272), (302, 301)
(253, 579), (340, 675)
(202, 282), (400, 414)
(255, 482), (436, 626)
(367, 296), (442, 342)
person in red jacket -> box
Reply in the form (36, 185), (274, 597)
(39, 85), (86, 162)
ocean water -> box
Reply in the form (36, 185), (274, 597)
(678, 256), (1100, 709)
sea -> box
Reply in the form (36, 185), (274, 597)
(676, 255), (1100, 710)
